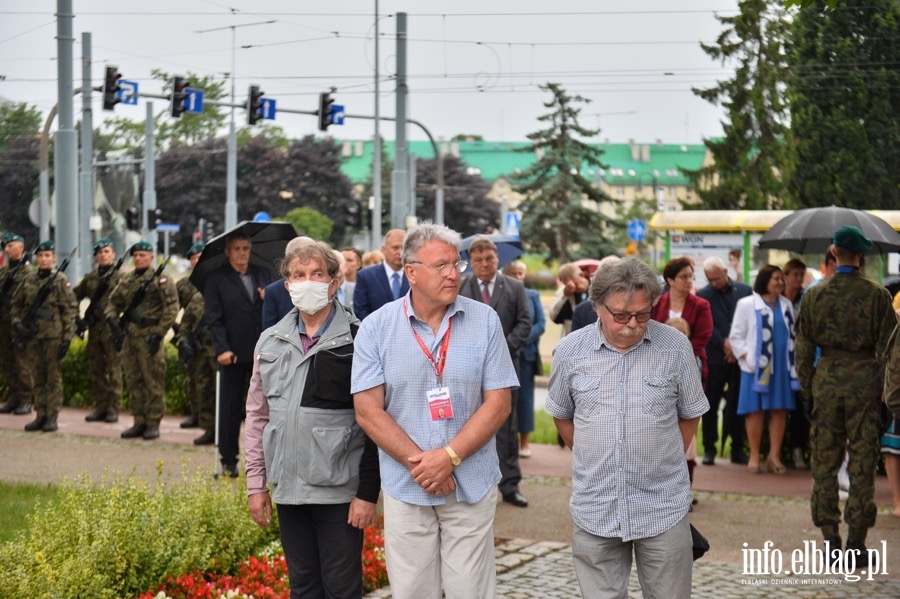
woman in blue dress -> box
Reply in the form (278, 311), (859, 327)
(729, 264), (799, 475)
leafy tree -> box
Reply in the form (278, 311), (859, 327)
(279, 207), (333, 241)
(414, 154), (496, 236)
(280, 135), (356, 246)
(684, 0), (795, 210)
(0, 103), (42, 150)
(511, 83), (619, 263)
(0, 136), (40, 240)
(788, 0), (900, 208)
(0, 103), (42, 238)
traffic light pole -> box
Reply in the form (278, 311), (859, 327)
(137, 92), (446, 231)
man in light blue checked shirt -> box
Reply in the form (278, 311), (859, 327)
(353, 222), (519, 599)
(546, 258), (707, 599)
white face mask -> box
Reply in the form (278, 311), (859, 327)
(287, 280), (332, 315)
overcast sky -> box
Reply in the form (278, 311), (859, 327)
(2, 0), (741, 144)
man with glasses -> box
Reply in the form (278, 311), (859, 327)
(460, 235), (532, 507)
(546, 258), (707, 599)
(697, 256), (752, 466)
(353, 223), (519, 598)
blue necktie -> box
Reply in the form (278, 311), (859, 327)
(391, 273), (401, 300)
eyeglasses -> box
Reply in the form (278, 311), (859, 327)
(604, 304), (652, 324)
(409, 260), (468, 276)
(675, 274), (695, 282)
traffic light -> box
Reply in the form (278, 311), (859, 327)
(318, 92), (334, 131)
(151, 208), (163, 228)
(170, 76), (188, 118)
(345, 200), (362, 228)
(103, 65), (122, 111)
(125, 206), (140, 230)
(247, 85), (264, 125)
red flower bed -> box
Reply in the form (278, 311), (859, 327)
(137, 520), (388, 598)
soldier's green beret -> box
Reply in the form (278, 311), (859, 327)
(130, 241), (154, 255)
(34, 240), (55, 254)
(186, 243), (204, 259)
(832, 225), (872, 253)
(3, 233), (25, 245)
(93, 238), (113, 254)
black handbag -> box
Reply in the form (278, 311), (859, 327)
(690, 523), (709, 561)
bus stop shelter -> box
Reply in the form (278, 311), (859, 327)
(649, 210), (900, 283)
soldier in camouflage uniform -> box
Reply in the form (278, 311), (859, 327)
(10, 240), (78, 432)
(0, 233), (35, 415)
(172, 243), (216, 444)
(796, 226), (897, 565)
(73, 238), (125, 423)
(106, 241), (179, 440)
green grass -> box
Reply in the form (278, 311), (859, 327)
(0, 481), (58, 544)
(530, 409), (562, 445)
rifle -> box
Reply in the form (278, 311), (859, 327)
(75, 256), (125, 337)
(109, 255), (171, 351)
(15, 247), (77, 350)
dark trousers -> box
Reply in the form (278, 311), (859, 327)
(788, 393), (809, 450)
(702, 362), (744, 456)
(276, 502), (364, 599)
(497, 359), (522, 496)
(217, 362), (252, 468)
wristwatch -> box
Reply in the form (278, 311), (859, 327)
(444, 445), (461, 467)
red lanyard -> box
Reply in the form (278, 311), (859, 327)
(403, 300), (452, 385)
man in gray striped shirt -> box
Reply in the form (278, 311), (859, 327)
(546, 258), (707, 599)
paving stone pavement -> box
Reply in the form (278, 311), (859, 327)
(366, 538), (900, 598)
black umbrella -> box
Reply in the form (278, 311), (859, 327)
(460, 233), (524, 268)
(757, 206), (900, 255)
(189, 220), (297, 292)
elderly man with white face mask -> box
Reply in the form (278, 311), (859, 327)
(245, 239), (380, 599)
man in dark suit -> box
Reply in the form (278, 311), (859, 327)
(204, 232), (274, 477)
(459, 236), (532, 507)
(353, 229), (409, 320)
(696, 256), (752, 466)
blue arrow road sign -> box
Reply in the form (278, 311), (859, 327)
(504, 212), (520, 238)
(260, 98), (276, 120)
(117, 80), (138, 105)
(184, 87), (204, 114)
(331, 104), (345, 125)
(627, 219), (647, 242)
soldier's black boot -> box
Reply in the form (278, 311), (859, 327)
(42, 414), (58, 432)
(193, 430), (215, 445)
(24, 415), (47, 432)
(0, 399), (21, 414)
(13, 401), (32, 415)
(104, 411), (119, 423)
(142, 424), (160, 440)
(84, 409), (107, 422)
(121, 423), (147, 439)
(179, 414), (199, 429)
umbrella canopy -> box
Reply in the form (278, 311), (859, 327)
(757, 206), (900, 255)
(459, 233), (524, 268)
(189, 220), (297, 292)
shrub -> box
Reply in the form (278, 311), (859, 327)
(62, 336), (190, 416)
(0, 466), (279, 599)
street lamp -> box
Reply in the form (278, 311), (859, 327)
(195, 20), (275, 231)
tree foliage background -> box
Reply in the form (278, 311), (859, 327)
(788, 0), (900, 208)
(513, 83), (620, 263)
(684, 0), (795, 210)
